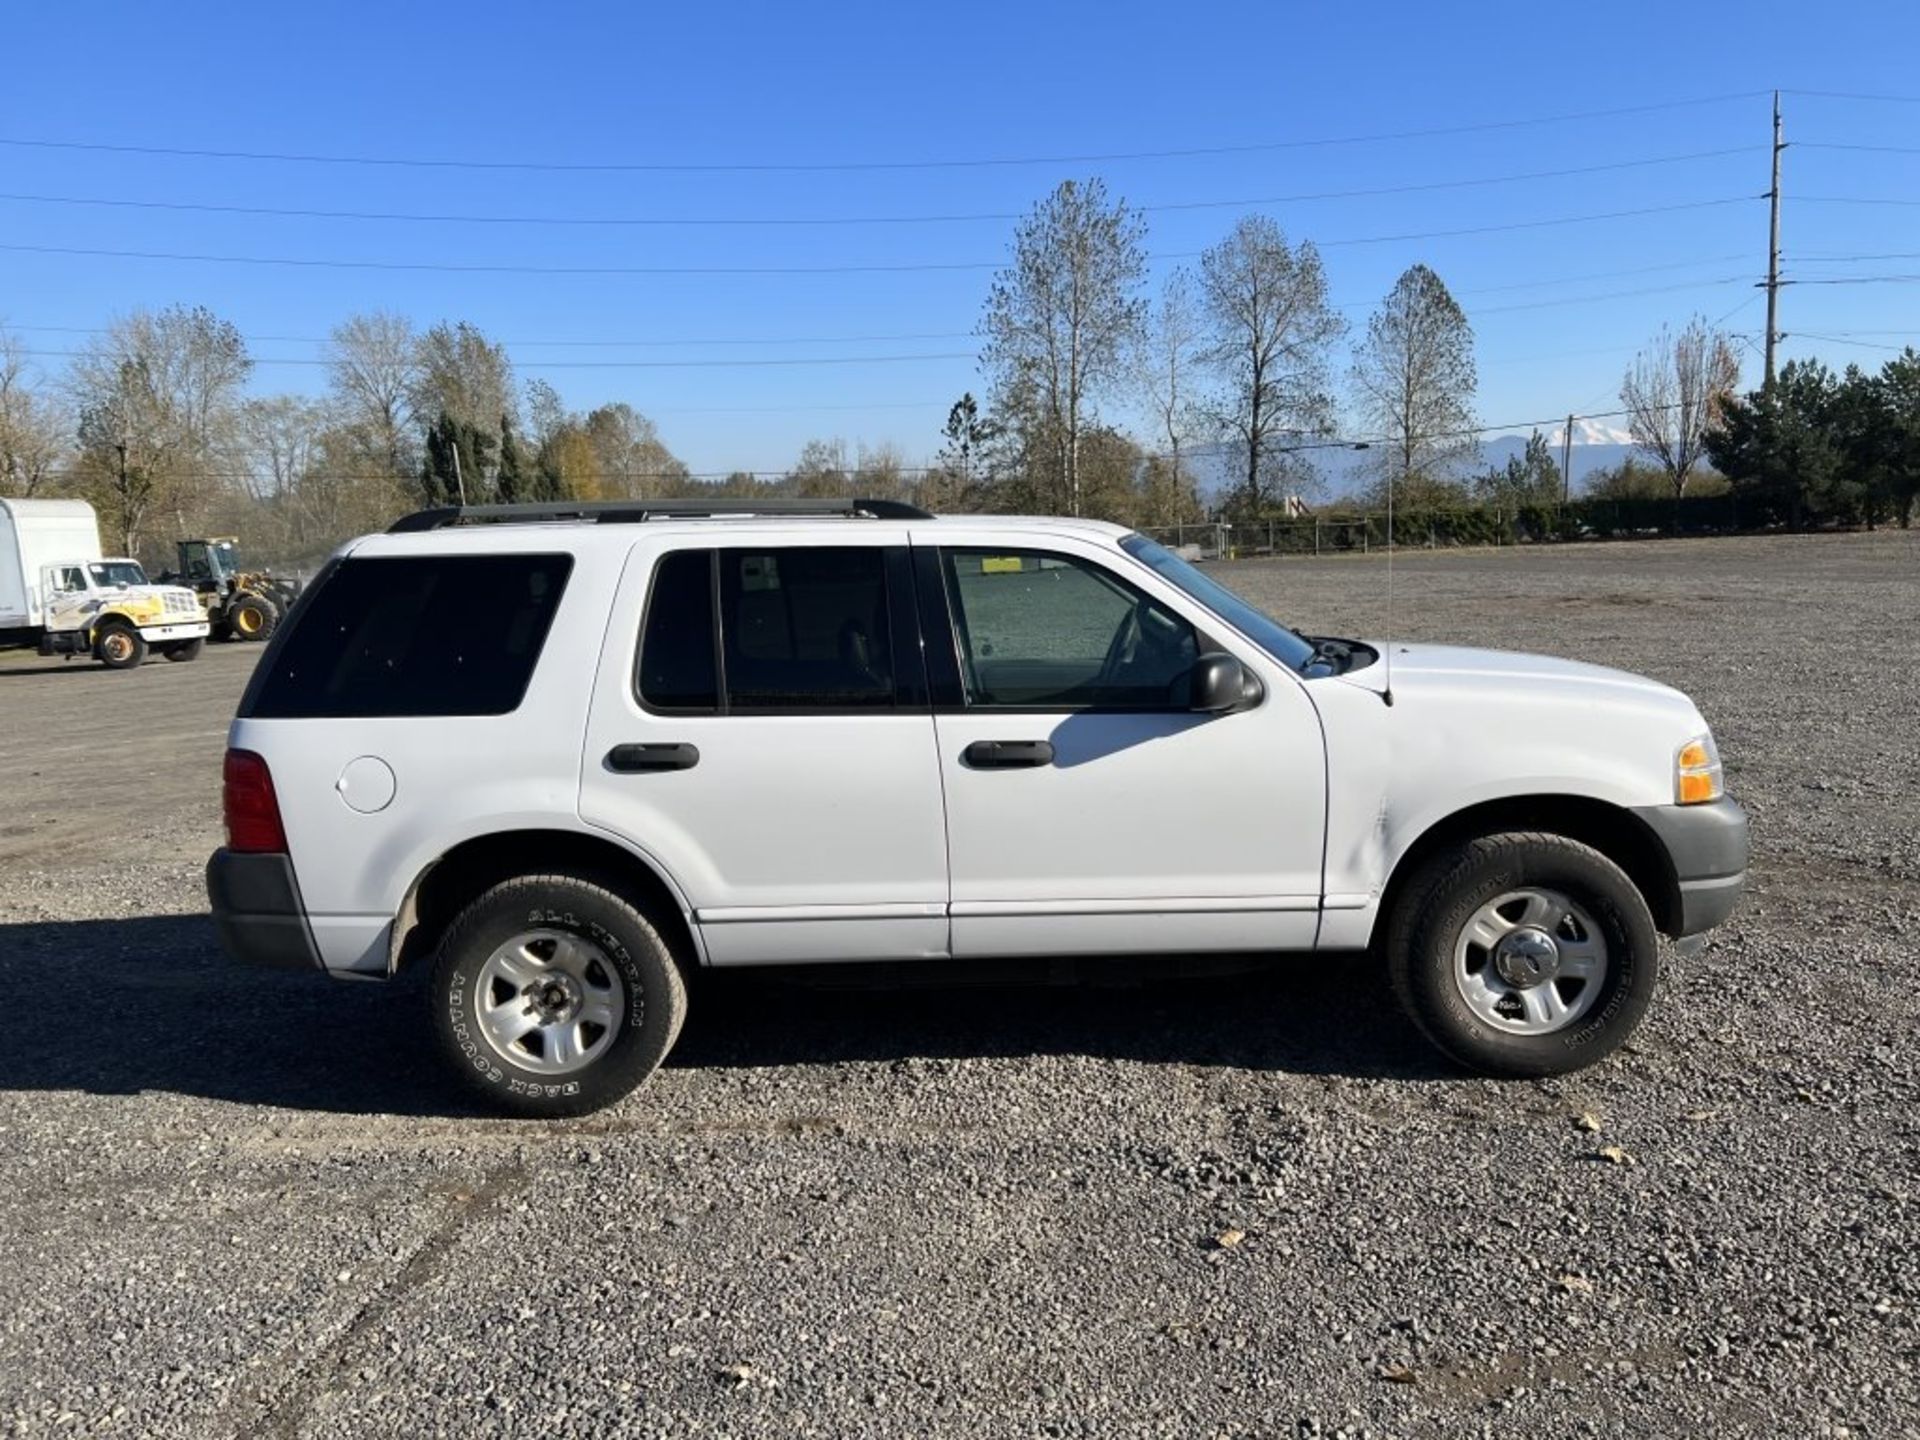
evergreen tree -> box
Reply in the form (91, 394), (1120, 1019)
(497, 412), (528, 504)
(419, 409), (496, 506)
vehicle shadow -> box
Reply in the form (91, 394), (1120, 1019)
(0, 915), (1451, 1117)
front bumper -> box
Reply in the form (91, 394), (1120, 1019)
(206, 848), (322, 970)
(1632, 798), (1749, 938)
(139, 621), (211, 642)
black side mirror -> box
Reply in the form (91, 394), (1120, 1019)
(1190, 652), (1261, 714)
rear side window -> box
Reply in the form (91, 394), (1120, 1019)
(636, 546), (897, 712)
(721, 547), (893, 709)
(248, 554), (572, 718)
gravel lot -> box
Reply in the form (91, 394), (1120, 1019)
(2, 531), (1917, 1439)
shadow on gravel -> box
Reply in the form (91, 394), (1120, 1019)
(0, 915), (1450, 1115)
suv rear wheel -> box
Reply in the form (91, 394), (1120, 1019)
(1386, 832), (1659, 1077)
(430, 873), (688, 1117)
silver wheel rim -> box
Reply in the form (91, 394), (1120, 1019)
(1452, 887), (1609, 1036)
(473, 928), (625, 1075)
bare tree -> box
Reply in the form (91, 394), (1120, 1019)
(410, 321), (516, 481)
(0, 328), (70, 497)
(981, 179), (1146, 516)
(325, 311), (420, 478)
(583, 401), (686, 499)
(1352, 264), (1478, 487)
(1135, 267), (1203, 507)
(1621, 317), (1741, 498)
(67, 306), (252, 553)
(1199, 216), (1344, 515)
(237, 394), (327, 504)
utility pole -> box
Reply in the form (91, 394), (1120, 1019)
(450, 442), (467, 507)
(1561, 415), (1574, 505)
(1764, 89), (1784, 391)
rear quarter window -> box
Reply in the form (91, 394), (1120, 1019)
(245, 553), (573, 718)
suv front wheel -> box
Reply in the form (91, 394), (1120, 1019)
(1386, 832), (1659, 1077)
(430, 873), (688, 1117)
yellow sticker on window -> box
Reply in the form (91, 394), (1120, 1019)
(980, 556), (1023, 574)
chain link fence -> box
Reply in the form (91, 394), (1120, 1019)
(1141, 494), (1749, 558)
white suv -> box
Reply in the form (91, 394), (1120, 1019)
(208, 499), (1747, 1116)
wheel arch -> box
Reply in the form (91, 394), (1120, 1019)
(1372, 794), (1681, 946)
(389, 828), (704, 978)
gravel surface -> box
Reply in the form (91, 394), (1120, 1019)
(1, 531), (1916, 1439)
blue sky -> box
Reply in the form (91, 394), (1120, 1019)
(3, 0), (1917, 476)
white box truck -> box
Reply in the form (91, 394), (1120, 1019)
(0, 498), (211, 668)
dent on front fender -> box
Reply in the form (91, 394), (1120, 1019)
(1308, 677), (1682, 946)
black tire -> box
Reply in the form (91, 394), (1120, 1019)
(228, 593), (278, 642)
(161, 637), (205, 663)
(93, 619), (148, 669)
(430, 873), (688, 1118)
(1385, 832), (1659, 1078)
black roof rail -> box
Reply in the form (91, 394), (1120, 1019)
(387, 497), (933, 533)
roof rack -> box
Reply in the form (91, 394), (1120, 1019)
(387, 497), (933, 533)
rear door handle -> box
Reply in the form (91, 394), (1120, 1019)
(606, 742), (700, 773)
(962, 739), (1054, 770)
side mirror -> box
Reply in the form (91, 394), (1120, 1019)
(1190, 652), (1261, 714)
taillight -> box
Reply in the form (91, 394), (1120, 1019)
(223, 748), (288, 853)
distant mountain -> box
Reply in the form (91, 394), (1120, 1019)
(1480, 424), (1635, 490)
(1188, 424), (1644, 504)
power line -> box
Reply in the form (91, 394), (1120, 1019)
(4, 272), (1757, 369)
(10, 346), (977, 371)
(0, 199), (1758, 279)
(1797, 194), (1920, 207)
(1, 321), (981, 349)
(1784, 275), (1920, 286)
(1469, 276), (1748, 317)
(0, 149), (1758, 231)
(1790, 332), (1913, 352)
(1794, 252), (1920, 264)
(0, 93), (1772, 175)
(1450, 253), (1748, 294)
(1780, 88), (1920, 104)
(148, 403), (1698, 484)
(1796, 142), (1920, 155)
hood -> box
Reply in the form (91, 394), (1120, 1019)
(50, 583), (202, 622)
(1373, 643), (1680, 699)
(1339, 642), (1703, 727)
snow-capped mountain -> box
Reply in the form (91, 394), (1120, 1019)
(1511, 417), (1635, 449)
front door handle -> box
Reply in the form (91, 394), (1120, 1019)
(962, 739), (1054, 770)
(606, 742), (700, 773)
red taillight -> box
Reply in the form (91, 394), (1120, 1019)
(223, 748), (288, 854)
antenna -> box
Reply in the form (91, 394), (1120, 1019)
(1382, 458), (1395, 707)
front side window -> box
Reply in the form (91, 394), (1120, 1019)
(942, 549), (1197, 709)
(637, 546), (897, 712)
(53, 566), (87, 593)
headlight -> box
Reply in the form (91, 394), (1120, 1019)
(1675, 733), (1724, 805)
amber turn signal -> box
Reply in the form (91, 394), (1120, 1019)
(1674, 734), (1724, 806)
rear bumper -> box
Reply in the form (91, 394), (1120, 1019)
(1632, 798), (1749, 938)
(206, 848), (322, 970)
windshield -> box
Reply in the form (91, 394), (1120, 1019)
(88, 561), (149, 588)
(1119, 534), (1316, 671)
